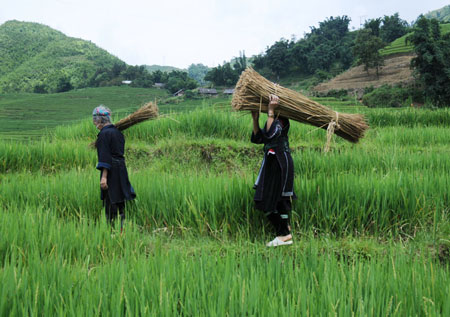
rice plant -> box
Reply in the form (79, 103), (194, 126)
(1, 206), (449, 316)
(1, 102), (450, 315)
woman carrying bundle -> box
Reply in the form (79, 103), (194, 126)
(92, 105), (136, 230)
(251, 95), (295, 247)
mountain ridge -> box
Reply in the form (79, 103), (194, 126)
(0, 20), (123, 93)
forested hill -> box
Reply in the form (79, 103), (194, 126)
(0, 20), (123, 93)
(425, 5), (450, 22)
(143, 65), (184, 73)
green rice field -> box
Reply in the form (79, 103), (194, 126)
(380, 23), (450, 56)
(1, 91), (449, 315)
(0, 86), (229, 140)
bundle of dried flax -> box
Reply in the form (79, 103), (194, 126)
(90, 102), (159, 148)
(232, 68), (368, 144)
(115, 102), (159, 131)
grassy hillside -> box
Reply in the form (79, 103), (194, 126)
(143, 64), (184, 73)
(0, 86), (170, 138)
(0, 20), (124, 93)
(425, 5), (450, 22)
(0, 86), (233, 139)
(380, 23), (450, 56)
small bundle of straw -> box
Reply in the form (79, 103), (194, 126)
(115, 102), (159, 131)
(89, 102), (159, 148)
(232, 68), (369, 144)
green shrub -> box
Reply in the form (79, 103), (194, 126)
(362, 84), (423, 108)
(319, 89), (348, 99)
(184, 89), (195, 99)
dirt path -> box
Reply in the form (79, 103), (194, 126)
(313, 53), (415, 96)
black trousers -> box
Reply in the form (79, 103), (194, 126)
(103, 190), (125, 228)
(266, 202), (291, 237)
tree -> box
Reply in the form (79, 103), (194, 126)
(56, 75), (73, 92)
(298, 16), (354, 74)
(233, 51), (247, 75)
(364, 18), (382, 37)
(188, 64), (210, 85)
(152, 70), (168, 83)
(307, 42), (335, 73)
(166, 70), (198, 93)
(33, 83), (47, 94)
(252, 54), (266, 70)
(204, 66), (221, 86)
(380, 13), (409, 43)
(251, 16), (355, 78)
(290, 39), (309, 73)
(222, 63), (238, 85)
(111, 62), (126, 77)
(353, 29), (385, 78)
(204, 61), (240, 86)
(408, 16), (450, 107)
(265, 39), (292, 79)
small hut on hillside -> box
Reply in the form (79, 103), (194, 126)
(223, 89), (235, 95)
(198, 88), (218, 96)
(173, 89), (185, 97)
(153, 83), (166, 89)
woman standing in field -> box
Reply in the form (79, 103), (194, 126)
(251, 94), (295, 247)
(93, 105), (135, 230)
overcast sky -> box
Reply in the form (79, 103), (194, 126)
(1, 0), (448, 69)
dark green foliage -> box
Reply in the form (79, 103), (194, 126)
(265, 39), (293, 79)
(364, 86), (375, 94)
(91, 64), (155, 88)
(297, 16), (355, 75)
(380, 13), (409, 43)
(187, 64), (210, 85)
(204, 52), (247, 86)
(353, 29), (385, 77)
(166, 71), (198, 94)
(33, 84), (47, 94)
(362, 85), (423, 108)
(254, 16), (355, 78)
(364, 18), (382, 37)
(408, 17), (450, 107)
(184, 89), (195, 99)
(232, 51), (247, 75)
(251, 54), (266, 71)
(319, 89), (348, 99)
(361, 14), (409, 54)
(56, 75), (73, 93)
(205, 16), (356, 84)
(314, 69), (332, 82)
(152, 70), (169, 84)
(204, 62), (238, 86)
(0, 21), (66, 76)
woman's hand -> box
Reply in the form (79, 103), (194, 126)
(100, 177), (108, 190)
(268, 94), (279, 110)
(251, 110), (260, 134)
(251, 110), (259, 122)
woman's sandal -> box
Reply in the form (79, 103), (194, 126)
(266, 237), (293, 247)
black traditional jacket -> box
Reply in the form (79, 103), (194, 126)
(96, 125), (136, 204)
(251, 117), (295, 201)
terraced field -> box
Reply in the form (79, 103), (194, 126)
(1, 92), (449, 315)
